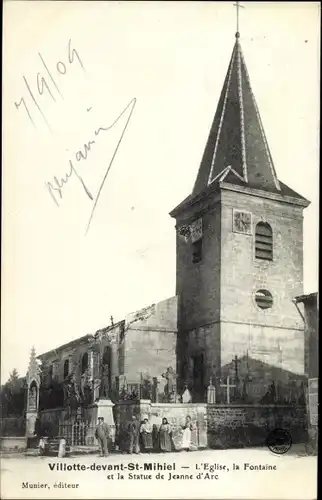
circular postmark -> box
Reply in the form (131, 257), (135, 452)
(266, 428), (292, 455)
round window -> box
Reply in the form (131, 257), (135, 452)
(255, 289), (273, 310)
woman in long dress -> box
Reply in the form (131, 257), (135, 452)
(181, 415), (193, 451)
(159, 418), (172, 452)
(140, 418), (153, 453)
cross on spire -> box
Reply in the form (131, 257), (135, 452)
(233, 1), (245, 37)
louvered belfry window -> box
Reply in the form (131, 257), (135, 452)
(255, 222), (273, 261)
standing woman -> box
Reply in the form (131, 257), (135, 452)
(159, 417), (172, 452)
(140, 417), (153, 453)
(181, 415), (193, 451)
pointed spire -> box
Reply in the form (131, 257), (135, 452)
(193, 32), (281, 196)
(192, 36), (283, 198)
(170, 19), (310, 220)
(27, 346), (40, 385)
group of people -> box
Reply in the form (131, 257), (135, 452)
(95, 415), (195, 457)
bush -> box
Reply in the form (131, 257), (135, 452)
(0, 416), (25, 437)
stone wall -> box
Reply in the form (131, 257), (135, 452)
(220, 190), (305, 330)
(38, 322), (124, 395)
(301, 294), (318, 379)
(207, 404), (307, 449)
(39, 408), (62, 436)
(0, 437), (28, 452)
(123, 297), (177, 381)
(175, 202), (221, 332)
(150, 403), (207, 450)
(114, 400), (207, 451)
(37, 401), (307, 451)
(220, 190), (305, 376)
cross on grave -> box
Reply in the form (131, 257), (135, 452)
(232, 355), (241, 379)
(162, 367), (177, 400)
(244, 350), (252, 382)
(220, 376), (237, 404)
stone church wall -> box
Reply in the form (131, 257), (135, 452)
(185, 323), (221, 387)
(220, 190), (304, 328)
(123, 297), (177, 381)
(218, 190), (305, 378)
(221, 322), (304, 376)
(176, 202), (221, 332)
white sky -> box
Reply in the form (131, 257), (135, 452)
(2, 1), (320, 383)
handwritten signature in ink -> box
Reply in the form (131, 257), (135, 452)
(45, 97), (137, 234)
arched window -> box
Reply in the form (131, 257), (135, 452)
(255, 222), (273, 261)
(81, 352), (88, 374)
(63, 359), (69, 379)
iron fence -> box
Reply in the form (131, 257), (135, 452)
(58, 422), (116, 447)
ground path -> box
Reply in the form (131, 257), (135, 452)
(1, 445), (317, 499)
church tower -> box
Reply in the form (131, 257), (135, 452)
(170, 31), (310, 399)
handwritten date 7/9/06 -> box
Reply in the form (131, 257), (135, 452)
(14, 39), (85, 131)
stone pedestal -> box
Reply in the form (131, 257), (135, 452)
(139, 399), (152, 420)
(96, 399), (116, 444)
(26, 410), (38, 437)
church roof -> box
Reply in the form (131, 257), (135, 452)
(294, 292), (318, 303)
(171, 34), (309, 217)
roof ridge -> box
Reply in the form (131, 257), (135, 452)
(237, 41), (248, 182)
(239, 49), (281, 191)
(208, 42), (237, 185)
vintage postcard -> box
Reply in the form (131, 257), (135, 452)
(1, 1), (319, 499)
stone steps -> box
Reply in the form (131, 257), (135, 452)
(70, 446), (100, 455)
(25, 449), (40, 456)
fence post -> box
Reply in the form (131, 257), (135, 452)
(197, 420), (200, 448)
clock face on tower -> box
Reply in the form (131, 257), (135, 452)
(233, 209), (252, 235)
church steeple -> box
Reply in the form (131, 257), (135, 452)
(192, 33), (282, 198)
(171, 10), (310, 399)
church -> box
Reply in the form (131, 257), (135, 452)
(26, 23), (310, 445)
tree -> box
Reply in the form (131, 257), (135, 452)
(0, 369), (26, 417)
(8, 368), (19, 384)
